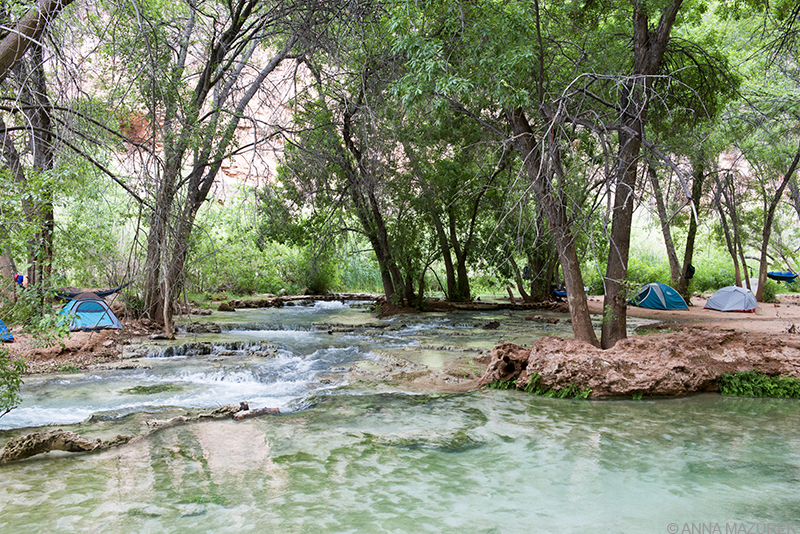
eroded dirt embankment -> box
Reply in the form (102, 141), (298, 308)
(479, 327), (800, 397)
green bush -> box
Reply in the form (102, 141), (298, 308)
(718, 370), (800, 398)
(300, 245), (339, 295)
(761, 278), (779, 303)
(626, 252), (672, 287)
(0, 348), (25, 417)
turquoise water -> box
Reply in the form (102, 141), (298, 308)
(1, 302), (798, 532)
(1, 392), (799, 532)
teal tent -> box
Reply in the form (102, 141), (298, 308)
(60, 293), (123, 331)
(628, 282), (688, 310)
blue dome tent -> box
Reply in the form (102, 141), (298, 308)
(60, 293), (123, 331)
(628, 282), (688, 310)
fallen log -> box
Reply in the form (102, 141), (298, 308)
(0, 401), (271, 463)
(233, 406), (280, 420)
(0, 430), (131, 463)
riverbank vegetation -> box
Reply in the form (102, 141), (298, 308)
(718, 370), (800, 398)
(3, 0), (800, 349)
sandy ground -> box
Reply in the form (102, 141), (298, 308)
(589, 293), (800, 335)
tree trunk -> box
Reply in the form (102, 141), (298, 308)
(449, 212), (471, 302)
(0, 0), (75, 83)
(714, 176), (742, 287)
(602, 104), (641, 348)
(505, 107), (599, 347)
(509, 256), (532, 302)
(432, 213), (457, 300)
(601, 0), (683, 348)
(648, 164), (682, 283)
(20, 44), (55, 288)
(675, 158), (704, 301)
(756, 142), (800, 301)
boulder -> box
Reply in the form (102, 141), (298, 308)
(479, 329), (800, 397)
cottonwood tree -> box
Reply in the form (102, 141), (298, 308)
(95, 0), (334, 333)
(0, 0), (77, 291)
(0, 0), (74, 83)
(391, 0), (608, 345)
(274, 5), (440, 306)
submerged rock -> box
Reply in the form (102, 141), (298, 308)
(184, 322), (223, 334)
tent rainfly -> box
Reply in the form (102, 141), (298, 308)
(704, 286), (759, 313)
(0, 319), (14, 342)
(628, 282), (688, 310)
(60, 292), (124, 331)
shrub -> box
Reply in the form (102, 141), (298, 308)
(760, 278), (779, 303)
(718, 370), (800, 398)
(300, 245), (339, 295)
(0, 348), (26, 417)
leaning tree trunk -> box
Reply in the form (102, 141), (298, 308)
(648, 164), (682, 284)
(509, 256), (532, 302)
(506, 107), (599, 347)
(0, 0), (75, 84)
(756, 142), (800, 301)
(675, 159), (704, 301)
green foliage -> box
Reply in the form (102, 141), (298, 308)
(488, 375), (592, 399)
(0, 348), (25, 417)
(53, 175), (131, 288)
(187, 189), (303, 296)
(337, 247), (383, 294)
(523, 374), (593, 399)
(761, 278), (779, 302)
(0, 287), (71, 348)
(718, 370), (800, 398)
(626, 253), (673, 287)
(487, 379), (517, 390)
(300, 244), (339, 295)
(58, 363), (81, 374)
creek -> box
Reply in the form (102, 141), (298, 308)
(0, 301), (798, 532)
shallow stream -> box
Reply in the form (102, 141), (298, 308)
(1, 301), (798, 532)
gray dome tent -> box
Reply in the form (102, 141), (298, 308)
(704, 286), (759, 313)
